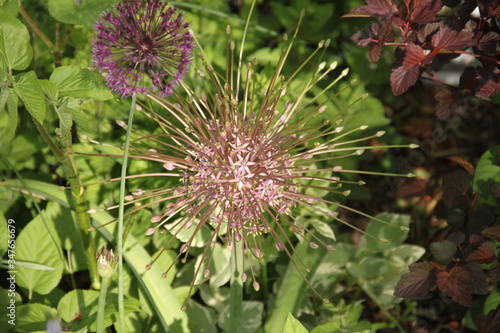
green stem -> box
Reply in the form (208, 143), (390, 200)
(116, 94), (137, 331)
(34, 119), (100, 290)
(230, 233), (244, 333)
(96, 277), (110, 333)
(18, 2), (55, 49)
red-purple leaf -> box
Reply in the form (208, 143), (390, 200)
(482, 225), (500, 241)
(403, 43), (427, 67)
(410, 0), (444, 24)
(477, 305), (500, 333)
(490, 262), (500, 282)
(391, 65), (420, 95)
(436, 266), (472, 307)
(467, 242), (497, 264)
(476, 32), (500, 56)
(463, 262), (489, 295)
(347, 0), (397, 18)
(475, 74), (500, 99)
(432, 26), (473, 51)
(394, 261), (436, 298)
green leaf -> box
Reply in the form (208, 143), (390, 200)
(0, 10), (32, 70)
(0, 85), (8, 112)
(13, 71), (46, 123)
(10, 303), (58, 332)
(185, 300), (218, 333)
(219, 301), (264, 333)
(0, 179), (69, 208)
(357, 213), (411, 255)
(346, 257), (388, 280)
(283, 312), (309, 333)
(5, 87), (18, 141)
(67, 97), (92, 132)
(57, 289), (141, 331)
(430, 240), (457, 265)
(39, 79), (59, 102)
(50, 65), (113, 100)
(0, 0), (20, 16)
(473, 146), (500, 205)
(15, 214), (64, 295)
(48, 0), (116, 27)
(0, 214), (8, 257)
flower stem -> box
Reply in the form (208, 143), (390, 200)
(116, 93), (137, 331)
(33, 119), (100, 290)
(230, 234), (244, 333)
(96, 277), (109, 333)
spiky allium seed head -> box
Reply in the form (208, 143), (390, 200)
(92, 0), (194, 97)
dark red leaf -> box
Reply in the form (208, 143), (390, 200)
(441, 170), (472, 206)
(448, 156), (475, 175)
(410, 0), (444, 24)
(391, 65), (420, 95)
(435, 88), (458, 120)
(432, 26), (474, 51)
(447, 231), (466, 246)
(459, 0), (478, 18)
(436, 266), (472, 306)
(477, 305), (500, 333)
(348, 0), (397, 18)
(430, 240), (457, 265)
(490, 262), (500, 282)
(467, 242), (497, 264)
(482, 225), (500, 241)
(463, 262), (489, 294)
(369, 44), (383, 62)
(476, 32), (500, 56)
(475, 74), (500, 99)
(403, 43), (427, 67)
(394, 261), (436, 298)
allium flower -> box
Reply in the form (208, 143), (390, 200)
(91, 12), (414, 309)
(92, 0), (194, 97)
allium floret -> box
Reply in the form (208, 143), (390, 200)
(92, 0), (195, 97)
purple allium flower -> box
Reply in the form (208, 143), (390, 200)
(92, 0), (195, 97)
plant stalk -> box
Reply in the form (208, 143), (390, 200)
(34, 119), (100, 290)
(229, 233), (244, 333)
(116, 93), (137, 330)
(96, 277), (110, 333)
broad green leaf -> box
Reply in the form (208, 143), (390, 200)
(310, 219), (336, 241)
(0, 10), (32, 70)
(430, 240), (457, 265)
(0, 179), (69, 208)
(50, 65), (113, 100)
(0, 86), (8, 112)
(39, 79), (59, 102)
(164, 218), (212, 247)
(34, 201), (88, 273)
(15, 214), (64, 295)
(357, 213), (411, 255)
(48, 0), (116, 27)
(0, 214), (8, 257)
(219, 301), (264, 333)
(0, 0), (20, 16)
(185, 300), (218, 333)
(473, 146), (500, 205)
(57, 289), (141, 331)
(283, 312), (309, 333)
(5, 87), (18, 141)
(67, 97), (92, 132)
(346, 257), (388, 280)
(14, 71), (46, 123)
(10, 303), (58, 332)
